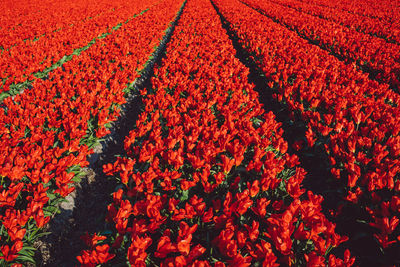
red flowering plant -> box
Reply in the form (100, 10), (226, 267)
(0, 0), (157, 99)
(268, 0), (400, 44)
(241, 0), (400, 91)
(78, 0), (352, 265)
(0, 0), (183, 264)
(308, 0), (400, 24)
(0, 0), (121, 51)
(213, 0), (400, 263)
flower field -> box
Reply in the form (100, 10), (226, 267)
(0, 0), (399, 265)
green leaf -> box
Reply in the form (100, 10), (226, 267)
(16, 255), (36, 264)
(180, 189), (189, 202)
(17, 246), (37, 264)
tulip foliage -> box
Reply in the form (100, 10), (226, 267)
(0, 0), (183, 264)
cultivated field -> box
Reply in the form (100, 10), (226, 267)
(1, 0), (399, 265)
